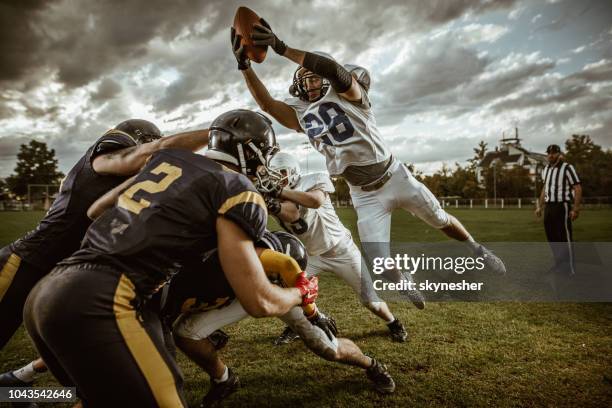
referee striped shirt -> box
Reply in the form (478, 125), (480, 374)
(542, 161), (580, 203)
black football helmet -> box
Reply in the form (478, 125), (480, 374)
(206, 109), (279, 177)
(108, 119), (162, 144)
(289, 51), (333, 102)
(273, 231), (308, 271)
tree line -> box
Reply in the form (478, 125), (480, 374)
(330, 134), (612, 203)
(1, 135), (610, 203)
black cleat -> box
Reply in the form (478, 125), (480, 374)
(200, 368), (240, 408)
(366, 358), (395, 394)
(387, 319), (408, 342)
(0, 371), (33, 386)
(273, 326), (299, 345)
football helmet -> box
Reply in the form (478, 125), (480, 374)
(269, 152), (301, 188)
(107, 119), (162, 144)
(273, 231), (308, 271)
(206, 109), (279, 177)
(344, 64), (371, 92)
(289, 51), (334, 102)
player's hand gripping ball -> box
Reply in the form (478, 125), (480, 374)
(232, 6), (268, 64)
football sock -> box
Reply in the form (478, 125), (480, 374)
(213, 366), (229, 383)
(13, 362), (37, 383)
(385, 316), (395, 324)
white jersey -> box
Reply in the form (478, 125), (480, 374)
(286, 86), (390, 175)
(277, 172), (350, 256)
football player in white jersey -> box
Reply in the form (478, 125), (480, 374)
(230, 18), (506, 292)
(267, 152), (409, 343)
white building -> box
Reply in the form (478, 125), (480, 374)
(476, 129), (547, 184)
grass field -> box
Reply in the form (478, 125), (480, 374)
(1, 209), (611, 407)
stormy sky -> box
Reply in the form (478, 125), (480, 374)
(0, 0), (611, 176)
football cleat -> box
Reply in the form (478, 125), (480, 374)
(476, 245), (507, 275)
(365, 358), (395, 394)
(399, 277), (426, 310)
(273, 326), (300, 345)
(0, 371), (33, 386)
(200, 368), (240, 408)
(387, 319), (408, 342)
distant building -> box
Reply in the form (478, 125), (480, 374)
(476, 129), (547, 184)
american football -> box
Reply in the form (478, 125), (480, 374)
(233, 6), (267, 63)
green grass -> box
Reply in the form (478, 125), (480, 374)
(1, 209), (612, 407)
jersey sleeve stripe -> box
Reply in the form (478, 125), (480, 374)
(218, 191), (267, 216)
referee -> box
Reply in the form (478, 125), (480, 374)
(535, 144), (582, 276)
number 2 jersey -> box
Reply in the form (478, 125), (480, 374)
(286, 84), (390, 176)
(8, 133), (137, 271)
(276, 172), (351, 256)
(62, 149), (268, 297)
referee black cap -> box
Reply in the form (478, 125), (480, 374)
(546, 144), (561, 154)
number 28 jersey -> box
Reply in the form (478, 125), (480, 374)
(277, 172), (351, 256)
(286, 85), (390, 176)
(63, 149), (267, 297)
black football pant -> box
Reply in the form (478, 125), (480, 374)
(544, 202), (575, 276)
(24, 263), (186, 408)
(0, 245), (48, 349)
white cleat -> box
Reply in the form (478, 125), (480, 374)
(476, 245), (507, 275)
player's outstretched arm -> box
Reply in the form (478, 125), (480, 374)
(279, 188), (326, 209)
(92, 128), (210, 176)
(217, 216), (308, 317)
(251, 19), (362, 102)
(230, 28), (301, 131)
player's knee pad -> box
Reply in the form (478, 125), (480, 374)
(430, 208), (451, 229)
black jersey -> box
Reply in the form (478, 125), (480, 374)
(9, 133), (136, 270)
(64, 149), (268, 297)
(162, 231), (282, 321)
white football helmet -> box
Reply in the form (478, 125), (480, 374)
(269, 152), (301, 188)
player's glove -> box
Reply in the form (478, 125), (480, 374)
(308, 309), (338, 341)
(251, 18), (287, 55)
(294, 272), (318, 307)
(230, 27), (250, 70)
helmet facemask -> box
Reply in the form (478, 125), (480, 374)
(269, 152), (301, 189)
(291, 68), (329, 102)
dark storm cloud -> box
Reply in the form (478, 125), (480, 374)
(379, 39), (491, 108)
(90, 78), (122, 101)
(3, 0), (610, 177)
(0, 1), (58, 82)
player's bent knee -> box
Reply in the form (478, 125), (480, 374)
(424, 208), (451, 229)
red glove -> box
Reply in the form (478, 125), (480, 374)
(294, 272), (318, 307)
